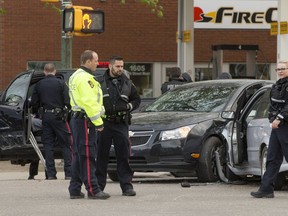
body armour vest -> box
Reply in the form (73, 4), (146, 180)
(96, 74), (132, 115)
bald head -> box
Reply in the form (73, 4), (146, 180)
(44, 63), (56, 76)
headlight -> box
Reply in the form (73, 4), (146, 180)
(160, 125), (196, 141)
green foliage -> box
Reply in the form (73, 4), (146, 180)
(111, 0), (163, 17)
(0, 7), (6, 15)
(138, 0), (163, 17)
(43, 2), (61, 15)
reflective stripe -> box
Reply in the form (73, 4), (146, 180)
(90, 107), (105, 121)
(97, 87), (102, 104)
(103, 94), (109, 98)
(278, 114), (284, 119)
(271, 98), (285, 103)
(69, 70), (87, 110)
(121, 95), (129, 100)
(71, 105), (84, 111)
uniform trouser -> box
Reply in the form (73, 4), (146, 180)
(29, 160), (39, 177)
(68, 117), (101, 196)
(96, 120), (133, 192)
(260, 124), (288, 192)
(42, 113), (72, 178)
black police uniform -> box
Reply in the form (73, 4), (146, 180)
(96, 70), (141, 193)
(260, 77), (288, 193)
(31, 74), (72, 179)
(161, 78), (185, 94)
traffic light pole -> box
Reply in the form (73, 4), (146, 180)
(61, 0), (72, 69)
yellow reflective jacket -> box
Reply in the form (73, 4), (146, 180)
(69, 68), (105, 127)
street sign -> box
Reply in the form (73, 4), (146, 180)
(280, 21), (288, 34)
(270, 22), (278, 35)
(183, 30), (191, 42)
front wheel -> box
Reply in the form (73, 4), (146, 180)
(197, 137), (224, 182)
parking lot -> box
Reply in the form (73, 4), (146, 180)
(1, 161), (288, 216)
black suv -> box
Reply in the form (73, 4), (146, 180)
(0, 68), (106, 166)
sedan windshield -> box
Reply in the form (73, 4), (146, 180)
(145, 84), (238, 112)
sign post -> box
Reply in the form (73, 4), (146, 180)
(61, 0), (73, 69)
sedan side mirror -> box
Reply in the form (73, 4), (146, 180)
(221, 111), (235, 119)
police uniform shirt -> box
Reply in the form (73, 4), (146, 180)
(101, 70), (141, 115)
(269, 77), (288, 122)
(161, 78), (185, 94)
(31, 74), (70, 113)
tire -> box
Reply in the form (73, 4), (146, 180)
(260, 146), (285, 190)
(108, 172), (119, 182)
(260, 146), (267, 176)
(197, 137), (224, 182)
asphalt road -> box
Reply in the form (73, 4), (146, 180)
(1, 161), (288, 216)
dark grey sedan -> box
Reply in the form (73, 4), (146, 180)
(107, 79), (274, 182)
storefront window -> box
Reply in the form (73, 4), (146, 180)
(229, 64), (270, 79)
(195, 67), (213, 81)
(125, 63), (153, 97)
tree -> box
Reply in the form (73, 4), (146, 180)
(0, 0), (163, 17)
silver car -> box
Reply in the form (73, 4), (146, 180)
(223, 84), (288, 189)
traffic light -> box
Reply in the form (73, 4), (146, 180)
(41, 0), (59, 2)
(63, 6), (105, 35)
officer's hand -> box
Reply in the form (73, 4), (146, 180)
(272, 119), (281, 129)
(96, 127), (104, 132)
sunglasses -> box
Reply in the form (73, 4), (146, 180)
(275, 68), (288, 72)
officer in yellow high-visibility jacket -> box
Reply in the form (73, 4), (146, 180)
(68, 50), (110, 200)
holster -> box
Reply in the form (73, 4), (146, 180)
(71, 111), (86, 119)
(61, 109), (70, 122)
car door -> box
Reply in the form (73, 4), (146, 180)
(0, 72), (33, 151)
(232, 86), (271, 165)
(230, 83), (267, 164)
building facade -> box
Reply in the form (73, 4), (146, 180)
(0, 0), (278, 97)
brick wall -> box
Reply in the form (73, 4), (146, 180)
(194, 29), (277, 63)
(0, 1), (277, 90)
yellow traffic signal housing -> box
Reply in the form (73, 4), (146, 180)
(41, 0), (59, 2)
(63, 5), (105, 35)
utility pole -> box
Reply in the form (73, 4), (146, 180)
(61, 0), (72, 69)
(177, 0), (194, 80)
(277, 0), (288, 63)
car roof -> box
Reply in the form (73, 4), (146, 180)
(177, 79), (273, 87)
(14, 68), (107, 83)
(169, 79), (274, 92)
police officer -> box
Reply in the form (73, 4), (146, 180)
(31, 63), (72, 180)
(68, 50), (110, 200)
(96, 56), (141, 196)
(161, 67), (184, 94)
(251, 61), (288, 198)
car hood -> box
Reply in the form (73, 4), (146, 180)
(131, 112), (220, 130)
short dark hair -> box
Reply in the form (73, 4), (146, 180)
(167, 67), (181, 78)
(44, 63), (55, 73)
(81, 50), (96, 65)
(109, 56), (123, 64)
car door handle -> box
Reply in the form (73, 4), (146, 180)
(16, 107), (21, 114)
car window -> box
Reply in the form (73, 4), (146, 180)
(145, 84), (238, 112)
(245, 89), (270, 123)
(4, 73), (32, 105)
